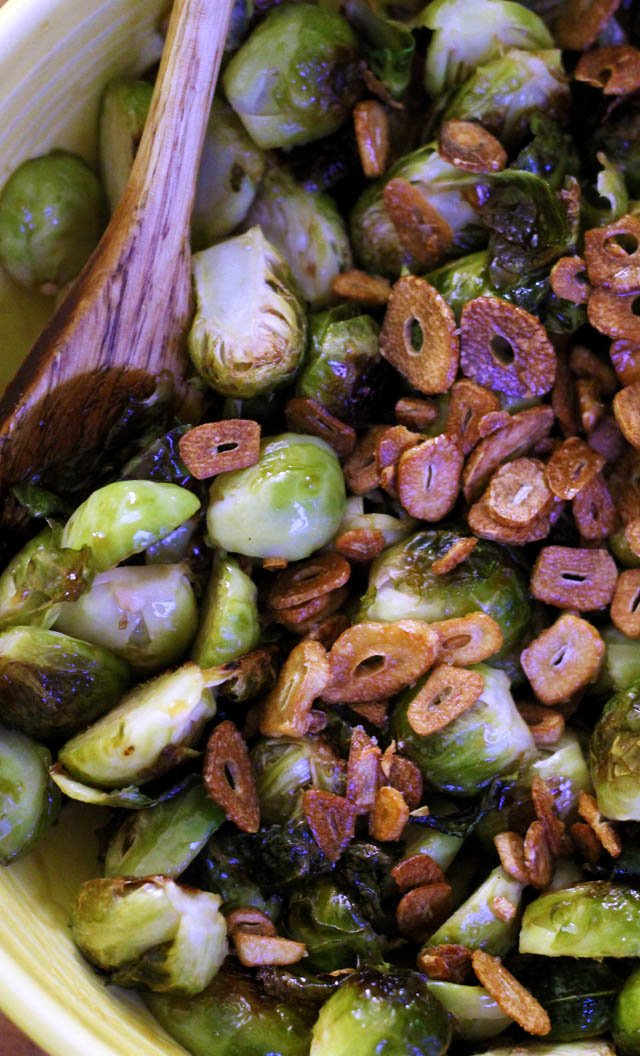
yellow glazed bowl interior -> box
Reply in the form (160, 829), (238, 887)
(0, 0), (191, 1052)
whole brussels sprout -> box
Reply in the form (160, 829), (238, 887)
(393, 665), (536, 796)
(223, 4), (361, 150)
(71, 876), (227, 994)
(145, 962), (314, 1056)
(297, 306), (382, 423)
(0, 151), (106, 292)
(55, 564), (198, 674)
(0, 626), (129, 740)
(310, 967), (452, 1056)
(591, 679), (640, 819)
(520, 882), (640, 957)
(251, 736), (345, 825)
(613, 965), (640, 1055)
(207, 433), (346, 561)
(426, 981), (513, 1041)
(421, 0), (553, 97)
(350, 145), (483, 278)
(190, 557), (260, 669)
(358, 530), (531, 666)
(99, 77), (153, 213)
(0, 723), (60, 864)
(518, 956), (621, 1042)
(200, 828), (282, 921)
(189, 227), (307, 399)
(286, 878), (384, 972)
(244, 164), (352, 308)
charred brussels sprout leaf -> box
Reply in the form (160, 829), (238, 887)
(310, 967), (452, 1056)
(99, 77), (153, 213)
(223, 4), (361, 150)
(517, 956), (621, 1041)
(333, 840), (398, 933)
(189, 228), (307, 399)
(297, 306), (382, 424)
(120, 426), (194, 489)
(591, 679), (640, 820)
(513, 114), (580, 193)
(10, 483), (69, 520)
(0, 723), (60, 864)
(286, 878), (384, 971)
(251, 736), (345, 825)
(71, 876), (227, 994)
(145, 962), (314, 1056)
(343, 0), (414, 99)
(0, 525), (94, 632)
(258, 820), (333, 888)
(0, 151), (106, 292)
(427, 251), (493, 322)
(0, 627), (129, 740)
(520, 882), (640, 957)
(191, 557), (259, 669)
(200, 829), (282, 920)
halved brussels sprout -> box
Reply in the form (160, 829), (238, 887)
(425, 865), (524, 957)
(613, 965), (640, 1056)
(0, 524), (94, 632)
(0, 151), (106, 292)
(189, 228), (307, 399)
(286, 878), (383, 972)
(0, 723), (60, 864)
(61, 480), (200, 572)
(207, 433), (346, 561)
(592, 625), (640, 697)
(520, 881), (640, 957)
(191, 557), (259, 669)
(223, 4), (361, 149)
(518, 956), (620, 1042)
(71, 876), (227, 994)
(244, 164), (352, 308)
(55, 564), (197, 674)
(309, 968), (452, 1056)
(591, 679), (640, 819)
(251, 736), (345, 825)
(0, 626), (129, 740)
(99, 77), (153, 213)
(426, 980), (512, 1041)
(57, 663), (216, 788)
(297, 307), (381, 423)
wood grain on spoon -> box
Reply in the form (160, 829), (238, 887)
(0, 0), (234, 502)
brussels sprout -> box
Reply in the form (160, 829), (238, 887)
(336, 496), (415, 549)
(223, 4), (361, 150)
(443, 49), (569, 149)
(0, 151), (106, 292)
(513, 113), (580, 193)
(258, 819), (334, 888)
(192, 97), (265, 249)
(593, 103), (640, 200)
(0, 723), (60, 864)
(582, 152), (628, 228)
(200, 829), (282, 920)
(145, 962), (314, 1056)
(424, 866), (524, 957)
(71, 876), (227, 994)
(207, 433), (346, 561)
(55, 564), (197, 675)
(520, 881), (640, 957)
(517, 956), (620, 1042)
(400, 815), (464, 873)
(189, 228), (307, 399)
(350, 145), (483, 277)
(358, 530), (531, 666)
(61, 480), (200, 572)
(286, 878), (384, 972)
(297, 307), (381, 422)
(609, 527), (640, 569)
(0, 626), (129, 740)
(613, 965), (640, 1055)
(145, 517), (200, 566)
(251, 736), (345, 825)
(421, 0), (553, 97)
(57, 663), (216, 788)
(591, 679), (640, 819)
(99, 77), (153, 213)
(244, 164), (352, 308)
(333, 840), (398, 934)
(0, 525), (94, 632)
(427, 251), (493, 322)
(426, 981), (512, 1041)
(485, 1044), (616, 1056)
(104, 778), (225, 878)
(120, 426), (194, 489)
(343, 0), (414, 99)
(310, 967), (452, 1056)
(190, 558), (259, 669)
(393, 665), (536, 796)
(50, 766), (154, 808)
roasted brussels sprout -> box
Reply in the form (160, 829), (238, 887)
(343, 0), (414, 100)
(0, 626), (129, 740)
(0, 723), (60, 864)
(191, 557), (259, 669)
(251, 736), (345, 825)
(57, 663), (216, 788)
(207, 433), (346, 561)
(0, 525), (94, 632)
(297, 306), (381, 423)
(427, 251), (493, 321)
(590, 625), (640, 698)
(591, 679), (640, 819)
(517, 956), (620, 1042)
(145, 962), (314, 1056)
(103, 777), (225, 878)
(425, 865), (524, 957)
(336, 496), (415, 549)
(99, 77), (153, 212)
(223, 4), (361, 149)
(358, 530), (530, 666)
(200, 829), (282, 920)
(520, 882), (640, 957)
(0, 151), (106, 292)
(71, 876), (227, 994)
(613, 965), (640, 1055)
(421, 0), (553, 97)
(189, 228), (307, 399)
(61, 480), (200, 572)
(426, 980), (513, 1041)
(55, 564), (197, 674)
(592, 102), (640, 200)
(244, 164), (351, 308)
(286, 877), (383, 972)
(309, 967), (452, 1056)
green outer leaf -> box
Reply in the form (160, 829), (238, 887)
(520, 882), (640, 957)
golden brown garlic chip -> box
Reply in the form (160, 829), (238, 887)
(369, 785), (410, 842)
(233, 933), (307, 968)
(570, 344), (618, 396)
(552, 348), (580, 438)
(430, 537), (478, 576)
(302, 613), (350, 650)
(346, 726), (381, 814)
(268, 553), (350, 611)
(343, 426), (387, 494)
(588, 288), (640, 342)
(395, 396), (439, 431)
(545, 436), (605, 500)
(179, 419), (260, 480)
(353, 99), (390, 178)
(383, 178), (453, 271)
(472, 950), (551, 1036)
(460, 297), (557, 398)
(578, 791), (622, 858)
(331, 269), (391, 306)
(487, 458), (552, 526)
(391, 854), (446, 893)
(396, 883), (452, 942)
(576, 377), (605, 433)
(396, 435), (464, 521)
(406, 665), (484, 736)
(259, 640), (330, 738)
(462, 405), (555, 503)
(610, 339), (640, 386)
(272, 586), (349, 632)
(614, 381), (640, 448)
(380, 275), (459, 395)
(531, 776), (572, 858)
(303, 789), (357, 864)
(438, 119), (507, 173)
(490, 895), (518, 922)
(517, 702), (565, 746)
(285, 397), (356, 458)
(524, 821), (554, 891)
(570, 821), (602, 864)
(431, 613), (503, 667)
(417, 944), (472, 984)
(335, 528), (386, 563)
(550, 256), (591, 305)
(585, 215), (640, 292)
(203, 721), (260, 834)
(494, 832), (528, 885)
(323, 620), (439, 703)
(445, 379), (501, 456)
(575, 44), (640, 93)
(554, 0), (622, 51)
(468, 492), (557, 546)
(572, 473), (618, 540)
(376, 424), (423, 496)
(611, 569), (640, 638)
(386, 753), (423, 809)
(226, 907), (277, 938)
(625, 519), (640, 557)
(530, 546), (618, 610)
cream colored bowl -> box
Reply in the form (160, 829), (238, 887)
(0, 0), (191, 1051)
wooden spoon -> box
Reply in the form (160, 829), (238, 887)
(0, 0), (234, 508)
